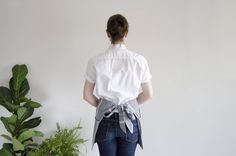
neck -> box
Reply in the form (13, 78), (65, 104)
(111, 40), (124, 45)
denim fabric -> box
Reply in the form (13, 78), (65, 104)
(92, 98), (143, 149)
(95, 113), (138, 156)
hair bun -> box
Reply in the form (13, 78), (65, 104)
(107, 14), (129, 44)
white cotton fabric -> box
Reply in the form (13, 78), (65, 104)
(84, 43), (152, 105)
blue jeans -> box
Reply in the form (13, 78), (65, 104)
(95, 113), (139, 156)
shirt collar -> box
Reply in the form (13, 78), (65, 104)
(109, 43), (127, 50)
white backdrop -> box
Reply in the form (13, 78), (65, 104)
(0, 0), (235, 156)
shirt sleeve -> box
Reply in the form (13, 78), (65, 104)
(141, 57), (152, 83)
(84, 57), (96, 83)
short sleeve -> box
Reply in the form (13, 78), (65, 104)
(141, 57), (152, 83)
(84, 57), (96, 83)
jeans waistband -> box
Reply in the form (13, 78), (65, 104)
(103, 112), (136, 122)
(104, 112), (119, 120)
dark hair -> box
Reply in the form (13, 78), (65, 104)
(106, 14), (129, 44)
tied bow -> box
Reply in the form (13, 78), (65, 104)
(103, 103), (136, 134)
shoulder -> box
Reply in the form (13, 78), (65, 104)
(127, 49), (149, 65)
(87, 52), (106, 65)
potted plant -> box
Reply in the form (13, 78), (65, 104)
(0, 64), (44, 156)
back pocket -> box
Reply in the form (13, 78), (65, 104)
(126, 121), (139, 143)
(95, 120), (110, 142)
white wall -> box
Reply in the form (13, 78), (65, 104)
(0, 0), (236, 155)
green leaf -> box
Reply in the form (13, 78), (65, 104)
(22, 140), (32, 146)
(18, 97), (28, 103)
(0, 87), (12, 104)
(12, 64), (28, 91)
(18, 130), (44, 143)
(0, 115), (17, 136)
(17, 107), (27, 120)
(19, 79), (30, 97)
(5, 114), (17, 125)
(9, 78), (16, 102)
(0, 134), (12, 141)
(17, 107), (34, 122)
(21, 117), (42, 129)
(9, 78), (29, 102)
(0, 147), (13, 156)
(0, 117), (14, 134)
(18, 131), (35, 142)
(12, 138), (24, 151)
(0, 87), (17, 112)
(9, 77), (14, 94)
(1, 102), (19, 113)
(2, 143), (13, 154)
(33, 131), (44, 137)
(23, 101), (42, 108)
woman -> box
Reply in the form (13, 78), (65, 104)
(83, 14), (153, 156)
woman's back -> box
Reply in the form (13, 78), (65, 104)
(85, 43), (152, 105)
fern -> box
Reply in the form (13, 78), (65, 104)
(29, 122), (87, 156)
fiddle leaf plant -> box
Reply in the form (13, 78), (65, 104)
(0, 64), (44, 156)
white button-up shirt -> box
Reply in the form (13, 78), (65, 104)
(84, 43), (152, 105)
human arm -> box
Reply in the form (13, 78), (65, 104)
(136, 80), (153, 104)
(83, 80), (100, 107)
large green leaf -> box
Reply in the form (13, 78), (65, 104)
(23, 101), (42, 108)
(6, 114), (17, 125)
(12, 138), (24, 151)
(2, 143), (13, 154)
(20, 117), (42, 129)
(18, 130), (44, 143)
(0, 101), (19, 112)
(9, 78), (29, 102)
(17, 107), (27, 120)
(19, 79), (30, 97)
(17, 107), (34, 122)
(0, 117), (15, 134)
(0, 148), (13, 156)
(0, 87), (18, 112)
(12, 64), (28, 92)
(0, 87), (12, 104)
(0, 115), (17, 136)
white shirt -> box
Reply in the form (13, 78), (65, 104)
(84, 43), (152, 105)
